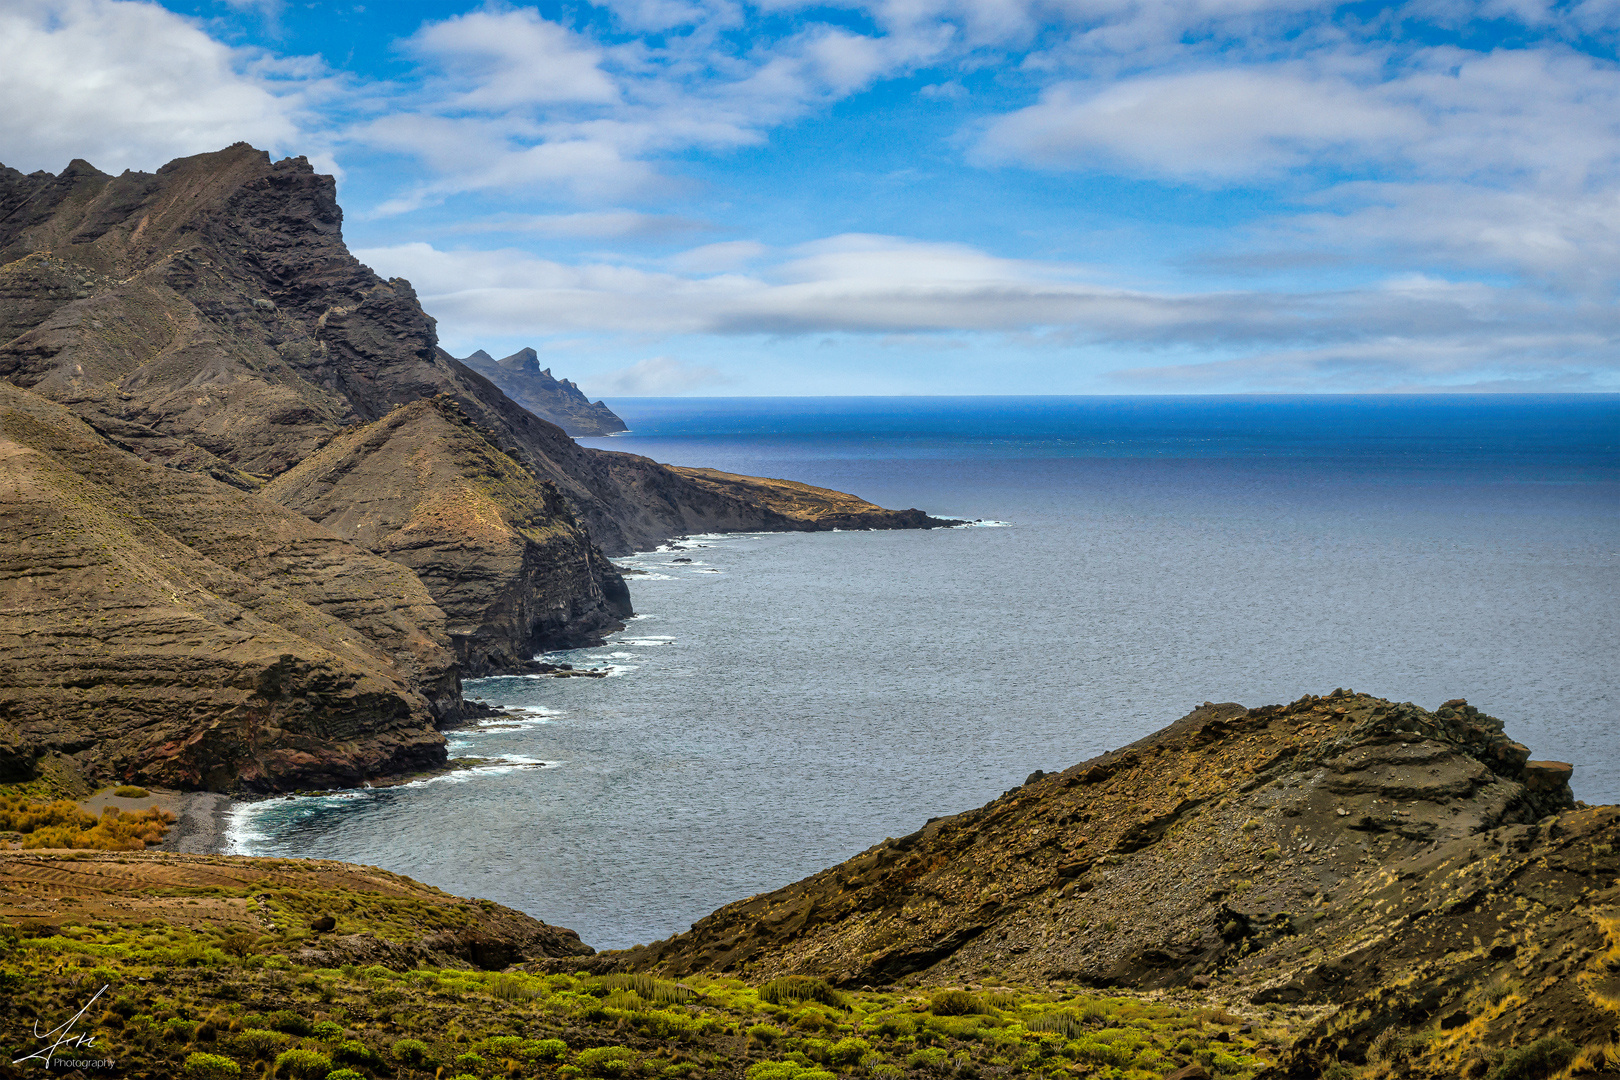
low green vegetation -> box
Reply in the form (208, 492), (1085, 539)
(0, 908), (1284, 1079)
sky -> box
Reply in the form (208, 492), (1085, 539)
(5, 1), (1620, 395)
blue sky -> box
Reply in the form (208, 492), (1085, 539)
(5, 1), (1620, 395)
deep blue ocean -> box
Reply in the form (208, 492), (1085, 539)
(229, 396), (1619, 950)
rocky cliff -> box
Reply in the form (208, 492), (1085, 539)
(0, 144), (948, 791)
(0, 144), (948, 556)
(459, 347), (627, 436)
(264, 395), (631, 675)
(582, 691), (1613, 1076)
(0, 380), (453, 791)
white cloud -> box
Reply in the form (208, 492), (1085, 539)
(403, 8), (619, 107)
(0, 0), (313, 175)
(595, 356), (731, 394)
(669, 240), (768, 272)
(354, 236), (1619, 391)
(456, 210), (716, 238)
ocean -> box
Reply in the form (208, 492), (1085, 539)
(227, 395), (1619, 950)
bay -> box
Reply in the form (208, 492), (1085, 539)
(229, 395), (1620, 950)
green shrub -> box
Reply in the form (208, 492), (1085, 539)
(311, 1021), (344, 1042)
(183, 1052), (241, 1080)
(271, 1047), (332, 1080)
(577, 1045), (638, 1077)
(332, 1040), (382, 1069)
(269, 1010), (313, 1036)
(524, 1038), (568, 1061)
(929, 989), (984, 1016)
(1491, 1035), (1577, 1080)
(325, 1071), (366, 1080)
(489, 973), (543, 1001)
(1028, 1011), (1083, 1039)
(759, 976), (843, 1008)
(454, 1052), (487, 1072)
(232, 1029), (293, 1059)
(825, 1036), (871, 1067)
(745, 1064), (835, 1080)
(113, 786), (150, 798)
(747, 1024), (783, 1045)
(392, 1038), (432, 1066)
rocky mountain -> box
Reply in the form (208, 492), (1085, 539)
(579, 691), (1614, 1077)
(0, 144), (950, 791)
(458, 347), (627, 436)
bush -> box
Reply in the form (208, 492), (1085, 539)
(745, 1064), (836, 1080)
(268, 1010), (313, 1036)
(271, 1048), (332, 1080)
(221, 932), (257, 959)
(0, 795), (175, 850)
(454, 1052), (486, 1072)
(183, 1052), (241, 1080)
(233, 1029), (293, 1059)
(311, 1021), (344, 1042)
(747, 1024), (783, 1045)
(392, 1038), (432, 1067)
(489, 973), (543, 1001)
(333, 1040), (382, 1069)
(577, 1045), (637, 1077)
(325, 1071), (366, 1080)
(524, 1038), (568, 1061)
(759, 976), (843, 1008)
(1491, 1035), (1577, 1080)
(1028, 1011), (1083, 1039)
(929, 989), (985, 1016)
(113, 786), (150, 798)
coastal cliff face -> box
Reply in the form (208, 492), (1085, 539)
(264, 395), (631, 674)
(459, 347), (627, 437)
(0, 145), (948, 557)
(589, 692), (1612, 1075)
(0, 381), (452, 792)
(0, 144), (947, 791)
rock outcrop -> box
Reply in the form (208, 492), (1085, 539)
(459, 347), (627, 437)
(264, 395), (631, 674)
(0, 380), (453, 791)
(0, 145), (948, 556)
(0, 144), (949, 790)
(581, 692), (1612, 1076)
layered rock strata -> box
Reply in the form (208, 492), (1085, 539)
(264, 395), (631, 674)
(579, 692), (1611, 1075)
(459, 347), (627, 437)
(0, 380), (453, 791)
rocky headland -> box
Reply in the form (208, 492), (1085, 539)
(458, 347), (628, 437)
(562, 691), (1615, 1078)
(0, 144), (950, 793)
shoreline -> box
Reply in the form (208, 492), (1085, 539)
(159, 791), (235, 855)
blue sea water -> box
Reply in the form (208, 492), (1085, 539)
(229, 395), (1619, 950)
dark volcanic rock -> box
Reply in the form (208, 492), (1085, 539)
(0, 144), (947, 556)
(568, 692), (1608, 1075)
(459, 347), (627, 437)
(264, 395), (631, 672)
(0, 144), (952, 792)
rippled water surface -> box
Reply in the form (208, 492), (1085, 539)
(230, 396), (1620, 949)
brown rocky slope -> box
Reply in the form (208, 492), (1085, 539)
(264, 395), (632, 674)
(0, 380), (454, 791)
(582, 691), (1616, 1076)
(0, 145), (949, 790)
(0, 144), (950, 556)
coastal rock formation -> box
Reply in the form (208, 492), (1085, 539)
(589, 692), (1612, 1075)
(0, 145), (947, 556)
(668, 467), (952, 531)
(0, 144), (948, 790)
(264, 395), (631, 673)
(0, 380), (453, 791)
(459, 347), (627, 437)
